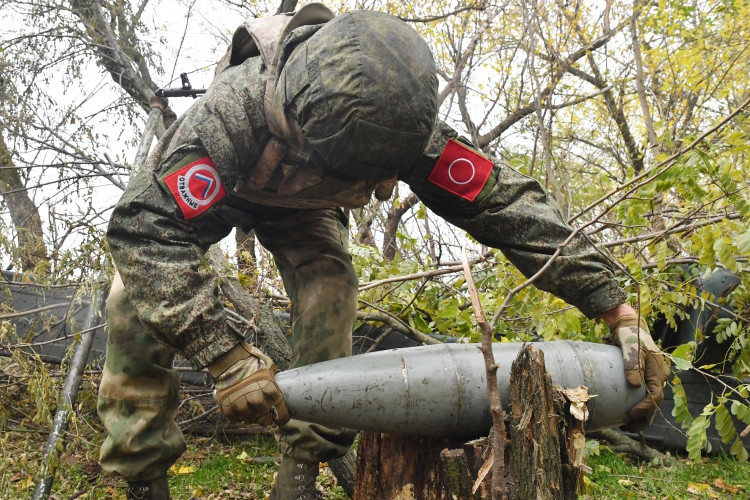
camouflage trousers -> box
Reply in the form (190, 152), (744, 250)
(98, 208), (358, 481)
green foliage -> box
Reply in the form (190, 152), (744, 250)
(584, 448), (750, 498)
(671, 375), (694, 428)
(0, 0), (748, 472)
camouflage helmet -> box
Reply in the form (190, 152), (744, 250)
(272, 10), (439, 181)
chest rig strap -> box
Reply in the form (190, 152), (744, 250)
(215, 3), (334, 151)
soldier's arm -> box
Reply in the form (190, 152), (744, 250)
(400, 120), (625, 319)
(107, 147), (243, 369)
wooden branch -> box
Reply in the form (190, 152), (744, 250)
(600, 211), (744, 248)
(629, 1), (658, 150)
(551, 0), (644, 174)
(461, 247), (505, 500)
(359, 265), (463, 291)
(357, 310), (440, 346)
(275, 0), (298, 15)
(590, 428), (672, 463)
(476, 27), (619, 148)
(399, 4), (487, 24)
(437, 6), (498, 108)
(358, 253), (494, 292)
(68, 0), (177, 126)
(382, 191), (419, 261)
(568, 92), (750, 224)
(0, 134), (48, 270)
(206, 247), (293, 370)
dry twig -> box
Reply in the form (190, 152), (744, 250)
(461, 247), (505, 500)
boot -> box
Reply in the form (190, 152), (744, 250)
(126, 476), (171, 500)
(269, 457), (321, 500)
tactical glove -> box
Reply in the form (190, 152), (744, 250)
(609, 314), (670, 431)
(209, 342), (290, 426)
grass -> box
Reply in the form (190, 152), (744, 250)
(583, 448), (749, 499)
(0, 359), (748, 499)
(0, 429), (349, 499)
(166, 435), (348, 499)
(3, 427), (748, 499)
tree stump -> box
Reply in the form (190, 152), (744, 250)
(353, 345), (584, 500)
(353, 432), (504, 499)
(509, 345), (580, 500)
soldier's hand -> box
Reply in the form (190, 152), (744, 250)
(209, 342), (290, 426)
(609, 314), (670, 432)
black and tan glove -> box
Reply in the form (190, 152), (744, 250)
(209, 342), (290, 426)
(609, 314), (670, 431)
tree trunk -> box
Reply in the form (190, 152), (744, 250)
(382, 191), (418, 262)
(0, 133), (47, 271)
(206, 247), (292, 370)
(353, 345), (584, 500)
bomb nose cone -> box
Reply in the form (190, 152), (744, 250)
(275, 341), (645, 438)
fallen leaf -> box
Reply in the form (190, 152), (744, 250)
(687, 482), (718, 498)
(176, 465), (196, 475)
(714, 478), (743, 494)
(688, 482), (710, 491)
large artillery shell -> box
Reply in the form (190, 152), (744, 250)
(275, 341), (645, 438)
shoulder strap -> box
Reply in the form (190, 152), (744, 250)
(215, 4), (333, 78)
(214, 4), (333, 151)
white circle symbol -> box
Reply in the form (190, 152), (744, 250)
(180, 163), (222, 206)
(448, 158), (476, 185)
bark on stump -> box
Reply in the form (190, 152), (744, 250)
(353, 432), (503, 499)
(509, 345), (580, 500)
(353, 345), (583, 499)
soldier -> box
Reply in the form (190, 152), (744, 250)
(98, 5), (669, 500)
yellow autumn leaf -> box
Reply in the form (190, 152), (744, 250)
(687, 482), (718, 497)
(688, 482), (709, 491)
(170, 464), (196, 475)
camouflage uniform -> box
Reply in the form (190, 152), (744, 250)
(99, 11), (625, 484)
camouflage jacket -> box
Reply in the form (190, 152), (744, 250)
(107, 56), (626, 368)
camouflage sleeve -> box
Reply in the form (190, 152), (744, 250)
(401, 120), (626, 319)
(107, 145), (244, 369)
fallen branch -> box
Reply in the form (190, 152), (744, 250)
(589, 428), (672, 464)
(357, 310), (440, 346)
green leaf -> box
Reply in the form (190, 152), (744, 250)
(737, 229), (750, 256)
(672, 376), (694, 427)
(730, 437), (749, 461)
(686, 415), (708, 460)
(714, 238), (739, 273)
(731, 401), (750, 425)
(672, 357), (692, 372)
(656, 241), (668, 270)
(437, 303), (459, 320)
(671, 343), (694, 372)
(715, 404), (736, 444)
(412, 311), (429, 332)
(639, 284), (652, 316)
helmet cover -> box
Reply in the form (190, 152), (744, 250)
(274, 10), (439, 181)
